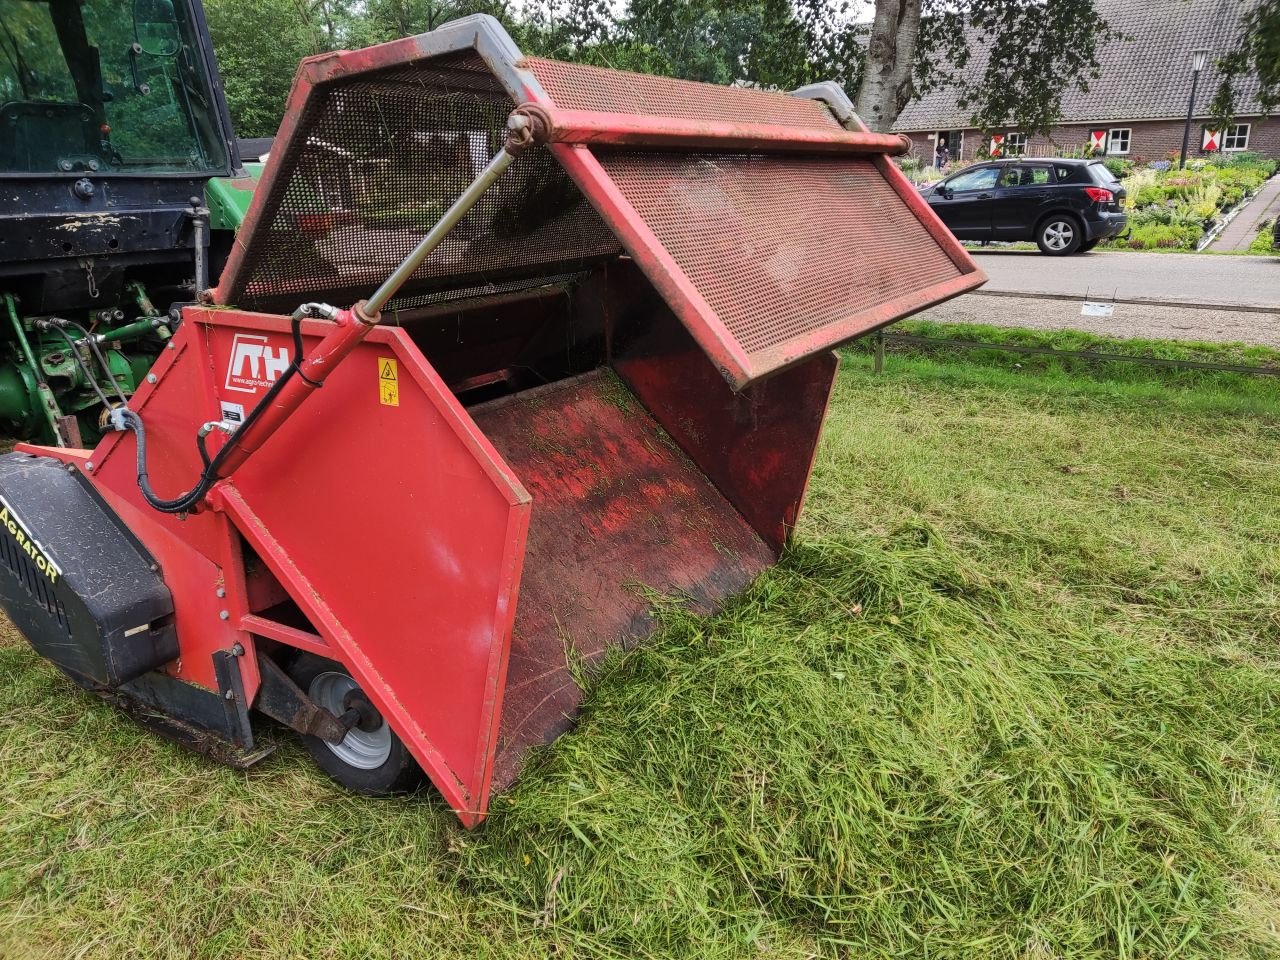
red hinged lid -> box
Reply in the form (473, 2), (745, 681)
(213, 15), (984, 387)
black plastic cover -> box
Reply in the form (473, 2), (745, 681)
(0, 453), (177, 687)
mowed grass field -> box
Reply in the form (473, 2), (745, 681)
(1, 323), (1278, 959)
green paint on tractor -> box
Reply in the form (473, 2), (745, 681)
(206, 163), (265, 232)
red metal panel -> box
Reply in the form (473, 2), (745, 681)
(607, 271), (840, 551)
(201, 310), (531, 825)
(554, 144), (985, 387)
(539, 109), (910, 154)
(22, 321), (260, 699)
(469, 371), (776, 792)
(525, 57), (841, 130)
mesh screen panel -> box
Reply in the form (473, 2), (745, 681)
(594, 151), (965, 359)
(222, 51), (621, 312)
(526, 58), (841, 130)
(386, 272), (585, 313)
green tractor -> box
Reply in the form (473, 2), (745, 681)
(0, 0), (260, 445)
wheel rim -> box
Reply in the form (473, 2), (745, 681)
(1044, 220), (1074, 250)
(308, 671), (391, 769)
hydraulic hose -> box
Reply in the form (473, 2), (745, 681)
(119, 303), (337, 514)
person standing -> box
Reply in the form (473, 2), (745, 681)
(935, 138), (951, 169)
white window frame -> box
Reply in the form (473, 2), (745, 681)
(1107, 127), (1131, 155)
(1004, 132), (1028, 156)
(1223, 123), (1250, 151)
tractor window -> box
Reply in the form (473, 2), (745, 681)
(0, 0), (229, 175)
(0, 3), (77, 103)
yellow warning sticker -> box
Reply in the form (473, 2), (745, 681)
(378, 357), (399, 407)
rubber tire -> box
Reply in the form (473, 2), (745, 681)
(1036, 214), (1083, 255)
(1079, 238), (1100, 252)
(288, 653), (423, 795)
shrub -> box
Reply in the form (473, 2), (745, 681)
(1133, 184), (1172, 207)
(1124, 221), (1202, 250)
(1102, 156), (1134, 179)
(1191, 200), (1218, 221)
(1247, 219), (1276, 254)
(1219, 151), (1278, 175)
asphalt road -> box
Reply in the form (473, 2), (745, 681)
(972, 250), (1280, 309)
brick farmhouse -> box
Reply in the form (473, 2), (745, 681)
(894, 0), (1278, 165)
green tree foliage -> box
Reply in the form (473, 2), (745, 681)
(796, 0), (1120, 134)
(1211, 0), (1279, 130)
(214, 0), (1271, 148)
(203, 0), (322, 137)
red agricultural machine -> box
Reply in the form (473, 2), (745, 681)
(0, 16), (983, 826)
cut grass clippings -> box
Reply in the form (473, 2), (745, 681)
(1, 326), (1278, 959)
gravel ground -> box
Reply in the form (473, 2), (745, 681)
(922, 291), (1280, 348)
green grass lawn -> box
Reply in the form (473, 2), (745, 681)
(2, 327), (1278, 959)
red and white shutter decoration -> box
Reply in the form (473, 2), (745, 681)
(989, 134), (1004, 157)
(1089, 129), (1107, 152)
(1202, 128), (1220, 151)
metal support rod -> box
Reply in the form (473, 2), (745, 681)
(3, 294), (67, 445)
(81, 316), (167, 346)
(188, 198), (210, 296)
(365, 147), (517, 315)
(1179, 69), (1202, 170)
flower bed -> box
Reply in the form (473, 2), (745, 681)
(1105, 153), (1277, 250)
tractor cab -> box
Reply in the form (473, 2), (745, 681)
(0, 0), (233, 176)
(0, 0), (241, 447)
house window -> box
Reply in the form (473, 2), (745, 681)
(1223, 124), (1250, 151)
(1005, 132), (1027, 156)
(1108, 128), (1131, 155)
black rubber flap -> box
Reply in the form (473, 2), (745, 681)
(0, 454), (176, 686)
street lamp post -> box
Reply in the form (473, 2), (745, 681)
(1179, 48), (1210, 169)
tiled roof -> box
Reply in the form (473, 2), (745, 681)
(894, 0), (1266, 131)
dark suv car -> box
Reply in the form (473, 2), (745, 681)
(921, 158), (1127, 255)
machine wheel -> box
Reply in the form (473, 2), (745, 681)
(1036, 215), (1082, 255)
(288, 654), (423, 794)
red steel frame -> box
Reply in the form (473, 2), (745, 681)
(213, 15), (984, 390)
(21, 307), (531, 826)
(12, 17), (989, 827)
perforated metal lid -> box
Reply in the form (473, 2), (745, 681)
(213, 15), (984, 387)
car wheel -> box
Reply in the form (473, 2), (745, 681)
(288, 653), (424, 795)
(1036, 215), (1082, 255)
(1079, 239), (1100, 252)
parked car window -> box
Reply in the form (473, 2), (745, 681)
(946, 166), (999, 192)
(1054, 165), (1076, 182)
(1000, 165), (1054, 187)
(1089, 162), (1120, 185)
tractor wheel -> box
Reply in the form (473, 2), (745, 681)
(288, 653), (423, 795)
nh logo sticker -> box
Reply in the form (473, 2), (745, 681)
(225, 333), (290, 393)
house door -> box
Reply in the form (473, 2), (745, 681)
(934, 130), (965, 167)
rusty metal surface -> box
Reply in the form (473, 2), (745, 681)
(526, 57), (840, 130)
(607, 271), (840, 551)
(539, 109), (910, 154)
(594, 151), (968, 374)
(472, 369), (774, 792)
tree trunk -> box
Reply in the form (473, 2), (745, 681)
(854, 0), (923, 132)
